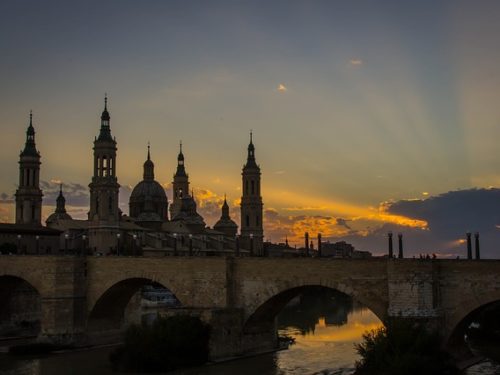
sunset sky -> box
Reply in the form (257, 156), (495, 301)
(1, 1), (499, 257)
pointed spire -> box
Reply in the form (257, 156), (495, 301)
(143, 143), (154, 181)
(175, 140), (187, 177)
(98, 94), (112, 141)
(221, 193), (230, 219)
(244, 131), (258, 169)
(55, 183), (67, 214)
(21, 110), (38, 156)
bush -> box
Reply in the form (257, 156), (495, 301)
(110, 315), (210, 373)
(355, 319), (458, 375)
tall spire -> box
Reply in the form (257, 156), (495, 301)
(244, 130), (258, 169)
(143, 143), (154, 181)
(98, 94), (112, 141)
(175, 140), (187, 176)
(21, 110), (38, 157)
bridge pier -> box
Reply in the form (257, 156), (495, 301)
(37, 257), (88, 345)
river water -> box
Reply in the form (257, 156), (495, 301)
(0, 290), (498, 374)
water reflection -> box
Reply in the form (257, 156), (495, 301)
(0, 289), (384, 375)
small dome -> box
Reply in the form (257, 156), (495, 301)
(46, 211), (72, 225)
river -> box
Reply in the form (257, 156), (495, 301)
(0, 290), (498, 374)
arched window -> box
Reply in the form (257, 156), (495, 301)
(256, 215), (259, 226)
(246, 215), (250, 227)
(251, 180), (255, 194)
(108, 196), (113, 212)
(245, 180), (249, 194)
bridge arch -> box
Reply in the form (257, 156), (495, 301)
(87, 277), (181, 332)
(446, 296), (500, 357)
(243, 284), (386, 334)
(0, 275), (42, 338)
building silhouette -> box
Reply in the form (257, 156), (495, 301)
(1, 98), (263, 255)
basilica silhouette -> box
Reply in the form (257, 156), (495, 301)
(2, 97), (264, 256)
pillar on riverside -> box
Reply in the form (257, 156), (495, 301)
(388, 232), (393, 258)
(474, 232), (480, 260)
(398, 233), (403, 259)
(466, 232), (472, 260)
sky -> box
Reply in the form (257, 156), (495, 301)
(0, 1), (499, 257)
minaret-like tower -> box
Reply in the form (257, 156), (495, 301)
(169, 141), (189, 219)
(15, 111), (43, 226)
(240, 132), (264, 255)
(88, 96), (120, 252)
(214, 194), (238, 238)
(88, 95), (120, 222)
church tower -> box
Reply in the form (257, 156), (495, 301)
(169, 142), (189, 219)
(15, 111), (43, 226)
(88, 96), (120, 252)
(240, 132), (263, 255)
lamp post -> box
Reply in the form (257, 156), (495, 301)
(82, 234), (87, 256)
(475, 232), (480, 260)
(317, 233), (322, 257)
(189, 234), (193, 256)
(173, 233), (177, 256)
(64, 233), (69, 255)
(250, 233), (254, 256)
(133, 234), (137, 256)
(35, 235), (40, 255)
(17, 234), (21, 255)
(116, 233), (121, 256)
(388, 232), (393, 258)
(398, 233), (403, 259)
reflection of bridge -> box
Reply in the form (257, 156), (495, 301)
(1, 256), (499, 359)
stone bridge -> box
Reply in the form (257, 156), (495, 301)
(1, 256), (499, 358)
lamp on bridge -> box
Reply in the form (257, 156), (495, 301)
(466, 232), (472, 260)
(474, 232), (480, 260)
(305, 232), (309, 257)
(173, 233), (178, 256)
(249, 233), (254, 256)
(17, 234), (22, 255)
(35, 235), (40, 255)
(132, 234), (137, 256)
(189, 234), (193, 256)
(398, 233), (403, 259)
(116, 233), (121, 256)
(64, 233), (69, 255)
(387, 232), (393, 258)
(82, 234), (87, 256)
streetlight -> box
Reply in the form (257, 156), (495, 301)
(173, 233), (177, 256)
(133, 234), (137, 256)
(64, 233), (69, 255)
(250, 233), (254, 257)
(17, 234), (21, 255)
(82, 234), (87, 256)
(35, 235), (40, 255)
(189, 234), (193, 256)
(116, 233), (121, 255)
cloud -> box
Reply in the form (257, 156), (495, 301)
(277, 83), (287, 93)
(40, 180), (89, 207)
(349, 59), (363, 66)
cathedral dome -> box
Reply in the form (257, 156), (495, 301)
(214, 196), (238, 237)
(46, 185), (73, 225)
(129, 146), (168, 222)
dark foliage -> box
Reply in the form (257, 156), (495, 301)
(110, 315), (210, 373)
(355, 319), (458, 375)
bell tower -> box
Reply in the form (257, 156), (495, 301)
(15, 111), (43, 226)
(169, 141), (189, 219)
(240, 132), (264, 255)
(88, 96), (120, 253)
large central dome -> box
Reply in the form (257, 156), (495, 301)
(129, 146), (168, 222)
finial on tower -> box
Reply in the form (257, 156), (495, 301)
(147, 141), (151, 160)
(104, 93), (108, 110)
(59, 183), (63, 194)
(29, 110), (33, 126)
(180, 140), (183, 153)
(250, 130), (253, 144)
